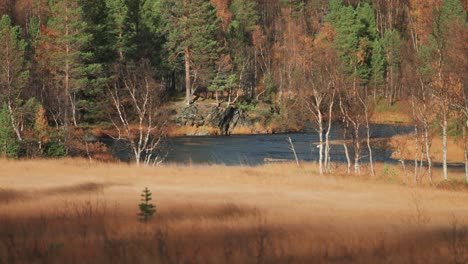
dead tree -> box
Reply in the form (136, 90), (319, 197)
(108, 61), (167, 166)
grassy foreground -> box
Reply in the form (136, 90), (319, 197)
(1, 159), (467, 264)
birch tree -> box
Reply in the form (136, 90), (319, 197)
(108, 60), (167, 166)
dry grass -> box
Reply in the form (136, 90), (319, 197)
(1, 159), (468, 263)
(166, 125), (221, 137)
(372, 100), (413, 124)
(390, 134), (465, 164)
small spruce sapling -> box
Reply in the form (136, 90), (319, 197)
(138, 187), (156, 222)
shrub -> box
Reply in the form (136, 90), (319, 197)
(43, 141), (67, 158)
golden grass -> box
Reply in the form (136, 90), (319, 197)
(390, 134), (465, 164)
(166, 125), (221, 137)
(372, 100), (413, 124)
(1, 159), (468, 263)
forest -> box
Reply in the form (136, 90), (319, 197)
(0, 0), (467, 180)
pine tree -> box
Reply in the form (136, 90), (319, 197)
(138, 187), (156, 222)
(228, 0), (259, 98)
(0, 15), (28, 141)
(77, 0), (111, 124)
(162, 0), (221, 104)
(371, 38), (385, 93)
(0, 104), (18, 158)
(43, 0), (91, 127)
(382, 29), (402, 104)
(106, 0), (135, 61)
(327, 0), (377, 84)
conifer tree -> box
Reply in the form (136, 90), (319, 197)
(0, 15), (28, 141)
(43, 0), (91, 127)
(138, 187), (156, 222)
(371, 38), (385, 96)
(106, 0), (135, 61)
(161, 0), (221, 104)
(228, 0), (259, 98)
(382, 29), (402, 104)
(0, 104), (18, 158)
(327, 0), (377, 84)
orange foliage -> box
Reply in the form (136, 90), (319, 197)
(408, 0), (441, 44)
(210, 0), (232, 32)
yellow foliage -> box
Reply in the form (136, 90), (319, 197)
(34, 105), (49, 144)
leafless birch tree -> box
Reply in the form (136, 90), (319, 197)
(108, 61), (167, 166)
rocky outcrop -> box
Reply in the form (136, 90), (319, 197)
(173, 105), (204, 127)
(173, 104), (252, 135)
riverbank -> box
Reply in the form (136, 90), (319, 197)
(1, 159), (467, 263)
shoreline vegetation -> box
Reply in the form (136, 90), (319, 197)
(1, 159), (467, 263)
(0, 0), (466, 177)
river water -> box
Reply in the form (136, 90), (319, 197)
(104, 124), (414, 166)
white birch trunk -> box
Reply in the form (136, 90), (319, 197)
(442, 108), (448, 180)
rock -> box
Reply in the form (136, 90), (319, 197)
(181, 105), (198, 120)
(232, 109), (252, 128)
(172, 104), (254, 135)
(194, 116), (205, 127)
(205, 107), (223, 127)
(83, 132), (99, 143)
(218, 107), (237, 135)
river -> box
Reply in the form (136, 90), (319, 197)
(103, 124), (415, 166)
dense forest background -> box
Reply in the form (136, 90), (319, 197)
(0, 0), (467, 177)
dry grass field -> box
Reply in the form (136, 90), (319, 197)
(1, 159), (467, 264)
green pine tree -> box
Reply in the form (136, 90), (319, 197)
(0, 15), (28, 142)
(326, 0), (377, 84)
(44, 0), (93, 127)
(161, 0), (221, 104)
(371, 38), (385, 91)
(76, 0), (111, 124)
(138, 187), (156, 222)
(228, 0), (259, 98)
(106, 0), (136, 61)
(0, 104), (19, 158)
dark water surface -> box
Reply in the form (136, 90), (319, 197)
(104, 124), (415, 166)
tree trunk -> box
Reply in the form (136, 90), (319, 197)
(414, 125), (419, 184)
(7, 102), (22, 141)
(185, 46), (191, 105)
(343, 142), (351, 174)
(365, 121), (374, 177)
(411, 96), (419, 184)
(442, 106), (448, 180)
(324, 98), (334, 174)
(318, 111), (324, 175)
(134, 149), (140, 166)
(464, 121), (468, 182)
(354, 124), (361, 175)
(423, 123), (432, 183)
(340, 97), (351, 174)
(361, 97), (375, 177)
